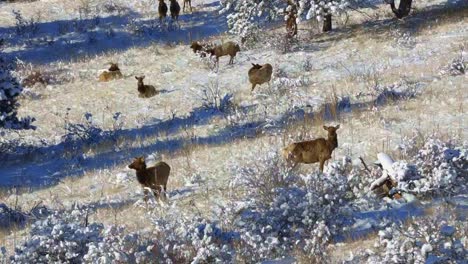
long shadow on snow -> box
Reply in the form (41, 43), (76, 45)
(0, 85), (419, 188)
(1, 5), (226, 64)
(0, 103), (258, 187)
(87, 187), (197, 211)
(334, 195), (468, 242)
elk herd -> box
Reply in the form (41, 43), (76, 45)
(96, 1), (339, 204)
(107, 39), (339, 204)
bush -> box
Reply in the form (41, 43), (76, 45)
(345, 214), (467, 263)
(395, 138), (467, 196)
(228, 149), (350, 261)
(0, 57), (35, 129)
(11, 207), (154, 264)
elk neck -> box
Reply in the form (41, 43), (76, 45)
(326, 134), (338, 150)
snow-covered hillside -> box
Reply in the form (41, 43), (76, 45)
(0, 0), (467, 263)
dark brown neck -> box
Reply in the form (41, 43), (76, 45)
(327, 135), (338, 150)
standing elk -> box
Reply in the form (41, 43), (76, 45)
(207, 41), (240, 68)
(158, 0), (168, 23)
(283, 125), (340, 172)
(248, 63), (273, 93)
(285, 10), (297, 38)
(170, 0), (181, 26)
(183, 0), (192, 13)
(128, 157), (171, 202)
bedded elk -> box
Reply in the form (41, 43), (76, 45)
(98, 62), (123, 82)
(282, 125), (340, 172)
(135, 76), (158, 98)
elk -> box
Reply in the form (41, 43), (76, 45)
(128, 157), (171, 202)
(282, 125), (340, 172)
(248, 63), (273, 92)
(135, 76), (158, 98)
(207, 41), (240, 67)
(158, 0), (168, 23)
(285, 10), (297, 38)
(190, 41), (211, 57)
(190, 41), (203, 53)
(169, 0), (181, 22)
(183, 0), (192, 13)
(98, 62), (123, 82)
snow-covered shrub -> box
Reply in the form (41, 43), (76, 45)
(274, 75), (310, 88)
(110, 171), (133, 185)
(11, 208), (102, 263)
(0, 203), (27, 230)
(151, 213), (236, 263)
(184, 172), (207, 187)
(101, 0), (130, 15)
(189, 78), (234, 113)
(228, 149), (350, 261)
(297, 220), (331, 263)
(373, 80), (420, 106)
(0, 57), (35, 129)
(11, 207), (156, 263)
(440, 51), (466, 76)
(12, 10), (40, 37)
(0, 203), (49, 230)
(345, 214), (467, 263)
(230, 150), (295, 203)
(83, 226), (154, 263)
(62, 111), (104, 145)
(401, 138), (467, 195)
(391, 29), (416, 49)
(302, 57), (313, 72)
(12, 60), (58, 89)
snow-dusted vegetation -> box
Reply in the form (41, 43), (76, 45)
(0, 0), (467, 263)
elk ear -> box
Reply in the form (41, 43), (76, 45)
(251, 63), (255, 67)
(142, 76), (145, 79)
(135, 76), (138, 80)
(335, 124), (340, 130)
(323, 126), (328, 130)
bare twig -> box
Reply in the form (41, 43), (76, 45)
(359, 156), (371, 173)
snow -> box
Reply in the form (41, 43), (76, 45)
(0, 0), (467, 262)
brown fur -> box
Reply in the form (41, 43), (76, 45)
(158, 0), (168, 22)
(248, 63), (273, 92)
(190, 41), (211, 57)
(183, 0), (192, 12)
(98, 63), (123, 82)
(286, 11), (297, 38)
(207, 41), (241, 67)
(128, 157), (171, 201)
(282, 125), (340, 172)
(190, 41), (203, 53)
(135, 76), (158, 98)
